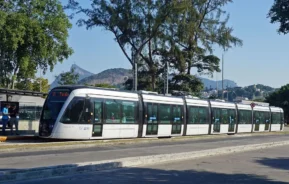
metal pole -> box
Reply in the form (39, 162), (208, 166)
(164, 62), (169, 95)
(39, 69), (42, 92)
(134, 62), (137, 91)
(222, 53), (224, 99)
(132, 50), (138, 91)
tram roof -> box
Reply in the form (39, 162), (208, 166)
(51, 85), (184, 99)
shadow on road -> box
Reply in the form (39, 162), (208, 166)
(13, 167), (288, 184)
(256, 157), (289, 171)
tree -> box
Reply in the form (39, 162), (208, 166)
(0, 0), (73, 89)
(95, 83), (116, 88)
(268, 0), (289, 34)
(15, 77), (50, 93)
(266, 84), (289, 122)
(32, 78), (50, 93)
(58, 68), (79, 85)
(68, 0), (241, 93)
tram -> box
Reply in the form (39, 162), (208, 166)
(39, 86), (284, 140)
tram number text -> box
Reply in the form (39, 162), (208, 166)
(79, 126), (90, 131)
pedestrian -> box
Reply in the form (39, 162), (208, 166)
(1, 104), (9, 135)
(9, 104), (19, 135)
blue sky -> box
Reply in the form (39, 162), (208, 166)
(42, 0), (289, 88)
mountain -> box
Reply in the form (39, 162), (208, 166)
(78, 68), (132, 87)
(50, 64), (94, 89)
(50, 65), (237, 90)
(199, 77), (238, 89)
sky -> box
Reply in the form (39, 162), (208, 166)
(42, 0), (289, 88)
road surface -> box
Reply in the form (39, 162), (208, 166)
(10, 144), (289, 184)
(0, 134), (289, 170)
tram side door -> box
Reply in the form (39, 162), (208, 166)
(146, 103), (158, 135)
(228, 109), (236, 132)
(171, 105), (182, 134)
(91, 99), (103, 137)
(212, 108), (221, 133)
(254, 111), (260, 131)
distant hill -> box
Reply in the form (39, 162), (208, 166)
(200, 77), (238, 89)
(50, 64), (94, 89)
(50, 65), (237, 90)
(78, 68), (132, 87)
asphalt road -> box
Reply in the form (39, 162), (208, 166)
(0, 134), (289, 171)
(10, 144), (289, 184)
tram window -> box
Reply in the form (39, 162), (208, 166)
(221, 109), (228, 124)
(229, 109), (235, 124)
(188, 106), (198, 124)
(239, 110), (251, 124)
(265, 112), (270, 124)
(60, 97), (85, 124)
(272, 113), (281, 124)
(147, 103), (158, 123)
(105, 100), (121, 123)
(199, 107), (208, 124)
(260, 112), (266, 124)
(93, 100), (103, 123)
(122, 101), (136, 123)
(213, 108), (222, 124)
(159, 104), (171, 124)
(172, 105), (182, 123)
(254, 111), (261, 124)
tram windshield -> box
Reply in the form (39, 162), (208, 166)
(41, 88), (70, 123)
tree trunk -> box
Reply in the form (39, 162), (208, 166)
(187, 61), (191, 75)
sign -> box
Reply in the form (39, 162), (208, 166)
(250, 103), (256, 108)
(52, 91), (69, 97)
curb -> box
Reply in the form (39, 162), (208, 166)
(1, 140), (289, 183)
(0, 135), (37, 142)
(0, 131), (288, 153)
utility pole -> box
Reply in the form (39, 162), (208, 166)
(132, 50), (138, 91)
(164, 62), (169, 95)
(39, 68), (42, 92)
(222, 53), (224, 100)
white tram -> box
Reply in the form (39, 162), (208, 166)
(39, 86), (284, 140)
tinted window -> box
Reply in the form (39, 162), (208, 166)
(221, 109), (229, 124)
(239, 110), (251, 124)
(265, 112), (270, 124)
(122, 101), (136, 123)
(105, 100), (121, 123)
(198, 107), (208, 124)
(60, 97), (88, 124)
(172, 105), (182, 123)
(147, 103), (158, 123)
(272, 113), (281, 124)
(41, 89), (70, 122)
(254, 111), (265, 124)
(159, 104), (171, 124)
(93, 99), (103, 123)
(189, 106), (199, 124)
(213, 108), (222, 124)
(229, 109), (236, 124)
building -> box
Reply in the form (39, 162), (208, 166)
(0, 88), (47, 135)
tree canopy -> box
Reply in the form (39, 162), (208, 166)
(268, 0), (289, 34)
(0, 0), (73, 89)
(15, 77), (50, 93)
(58, 68), (79, 85)
(266, 84), (289, 122)
(67, 0), (242, 94)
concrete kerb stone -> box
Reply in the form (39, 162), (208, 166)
(1, 140), (289, 183)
